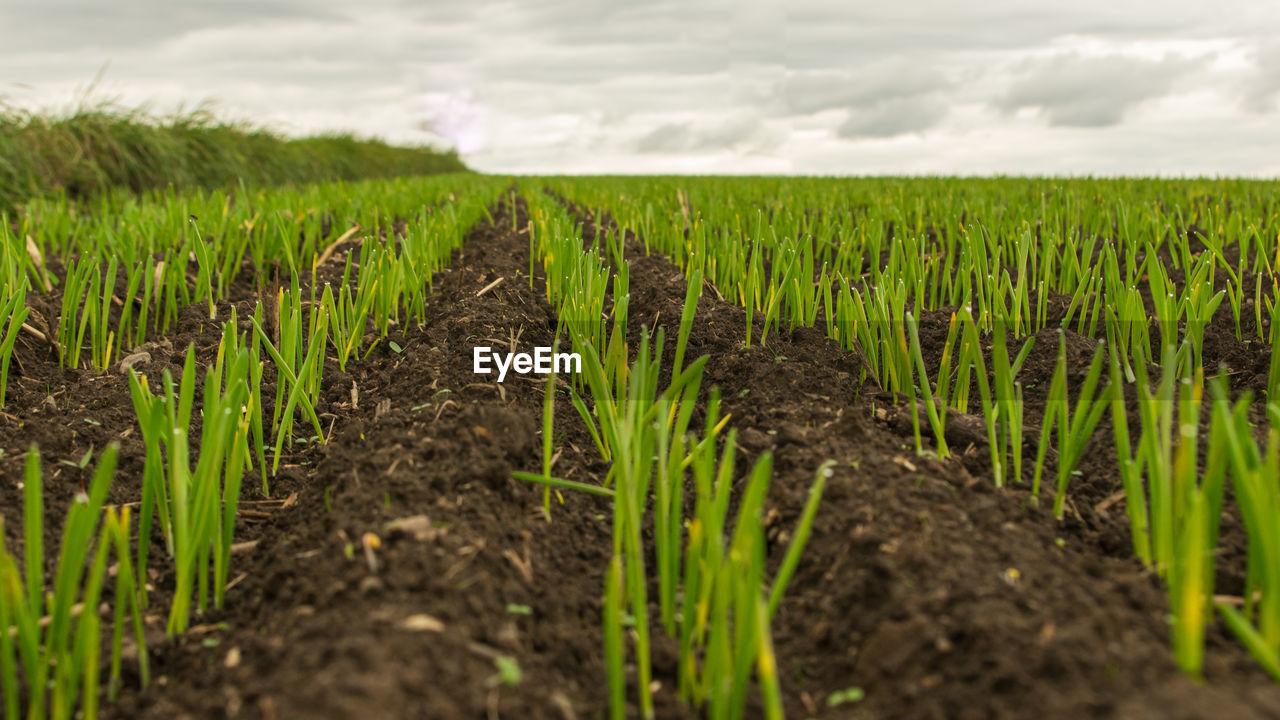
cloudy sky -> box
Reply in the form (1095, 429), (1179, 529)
(3, 0), (1279, 176)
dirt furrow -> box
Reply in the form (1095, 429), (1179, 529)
(103, 200), (662, 719)
(563, 200), (1280, 720)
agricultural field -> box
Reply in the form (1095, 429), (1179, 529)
(4, 172), (1280, 720)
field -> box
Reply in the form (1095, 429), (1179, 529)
(3, 173), (1280, 720)
(0, 103), (465, 212)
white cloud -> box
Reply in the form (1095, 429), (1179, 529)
(1, 0), (1279, 175)
(837, 96), (950, 139)
(997, 52), (1206, 127)
(1242, 41), (1280, 112)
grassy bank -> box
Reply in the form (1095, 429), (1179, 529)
(0, 104), (467, 210)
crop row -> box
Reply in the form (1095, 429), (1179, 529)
(546, 176), (1280, 682)
(3, 173), (820, 719)
(0, 173), (506, 717)
(5, 173), (1280, 717)
(514, 183), (831, 719)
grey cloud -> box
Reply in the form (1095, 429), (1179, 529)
(1242, 42), (1280, 113)
(784, 60), (951, 116)
(495, 0), (732, 44)
(634, 117), (776, 154)
(998, 52), (1205, 127)
(1, 1), (354, 52)
(4, 0), (1280, 174)
(780, 1), (1208, 72)
(837, 95), (949, 140)
(780, 59), (952, 139)
(473, 44), (729, 85)
(635, 124), (691, 153)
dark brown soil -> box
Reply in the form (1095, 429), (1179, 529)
(98, 200), (702, 720)
(2, 193), (1279, 720)
(568, 201), (1280, 719)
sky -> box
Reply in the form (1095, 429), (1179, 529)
(3, 0), (1279, 176)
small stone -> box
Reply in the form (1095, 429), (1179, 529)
(385, 515), (437, 541)
(496, 622), (520, 649)
(400, 614), (445, 632)
(777, 425), (807, 446)
(739, 428), (773, 451)
(119, 351), (152, 374)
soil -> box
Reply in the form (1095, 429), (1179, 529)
(569, 200), (1280, 720)
(1, 194), (1278, 719)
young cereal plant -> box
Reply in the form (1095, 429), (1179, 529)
(1030, 332), (1110, 518)
(0, 281), (30, 409)
(904, 311), (948, 458)
(0, 445), (148, 720)
(1212, 390), (1280, 682)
